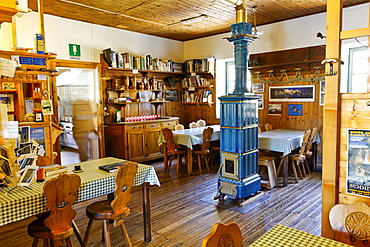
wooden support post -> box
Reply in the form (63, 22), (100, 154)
(37, 0), (45, 53)
(321, 0), (343, 239)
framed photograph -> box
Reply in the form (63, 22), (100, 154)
(34, 112), (44, 122)
(165, 90), (178, 102)
(320, 80), (326, 93)
(18, 165), (38, 186)
(268, 104), (282, 116)
(139, 92), (148, 102)
(252, 83), (265, 93)
(0, 94), (14, 112)
(320, 93), (325, 106)
(41, 100), (54, 115)
(19, 126), (30, 143)
(255, 94), (264, 109)
(0, 158), (12, 176)
(17, 143), (33, 156)
(288, 104), (303, 116)
(269, 85), (315, 102)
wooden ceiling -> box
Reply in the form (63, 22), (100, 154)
(27, 0), (368, 41)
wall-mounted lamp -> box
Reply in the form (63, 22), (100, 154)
(181, 14), (208, 25)
(316, 32), (326, 39)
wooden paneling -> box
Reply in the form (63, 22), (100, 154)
(249, 46), (325, 162)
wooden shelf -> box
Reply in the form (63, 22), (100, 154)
(181, 85), (214, 89)
(108, 101), (168, 105)
(0, 89), (17, 93)
(0, 50), (57, 59)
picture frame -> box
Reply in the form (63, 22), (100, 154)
(288, 104), (303, 116)
(255, 94), (264, 109)
(41, 100), (54, 115)
(18, 165), (38, 186)
(19, 153), (37, 170)
(0, 94), (14, 112)
(252, 83), (265, 93)
(320, 80), (326, 93)
(165, 89), (178, 102)
(139, 92), (148, 102)
(320, 93), (325, 106)
(0, 158), (12, 176)
(34, 112), (44, 122)
(268, 104), (282, 116)
(269, 85), (315, 102)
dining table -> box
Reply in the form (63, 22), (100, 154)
(250, 224), (350, 247)
(158, 125), (221, 175)
(258, 129), (321, 187)
(0, 157), (160, 242)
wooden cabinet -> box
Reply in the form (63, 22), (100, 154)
(105, 118), (178, 162)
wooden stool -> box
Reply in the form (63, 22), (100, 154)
(258, 155), (278, 189)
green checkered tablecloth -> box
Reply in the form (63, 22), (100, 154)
(0, 157), (160, 226)
(258, 129), (320, 156)
(251, 224), (351, 247)
(158, 125), (221, 150)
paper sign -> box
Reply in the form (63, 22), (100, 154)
(0, 58), (16, 77)
(37, 74), (47, 80)
(1, 121), (19, 139)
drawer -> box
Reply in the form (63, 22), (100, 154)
(125, 124), (144, 131)
(161, 121), (177, 127)
(145, 122), (162, 129)
(105, 125), (123, 135)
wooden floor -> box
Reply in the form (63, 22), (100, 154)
(0, 158), (322, 247)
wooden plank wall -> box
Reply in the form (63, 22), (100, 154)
(249, 46), (325, 162)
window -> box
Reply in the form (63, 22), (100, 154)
(225, 61), (235, 94)
(347, 46), (369, 93)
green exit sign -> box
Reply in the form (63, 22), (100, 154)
(69, 44), (81, 57)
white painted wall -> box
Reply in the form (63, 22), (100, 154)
(0, 12), (184, 62)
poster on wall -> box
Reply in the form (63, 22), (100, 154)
(347, 129), (370, 197)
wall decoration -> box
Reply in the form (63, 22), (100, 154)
(255, 94), (264, 109)
(165, 90), (178, 102)
(0, 94), (14, 112)
(288, 104), (303, 116)
(269, 85), (315, 102)
(41, 100), (54, 115)
(320, 80), (325, 106)
(252, 83), (264, 93)
(347, 129), (370, 197)
(268, 104), (282, 116)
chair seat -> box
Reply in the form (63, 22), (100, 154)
(193, 150), (210, 155)
(28, 217), (74, 241)
(86, 200), (130, 221)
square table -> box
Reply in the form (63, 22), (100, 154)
(158, 125), (220, 175)
(0, 157), (160, 242)
(259, 129), (320, 186)
(251, 224), (350, 247)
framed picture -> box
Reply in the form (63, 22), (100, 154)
(269, 85), (315, 102)
(18, 165), (38, 186)
(255, 94), (264, 109)
(0, 94), (14, 112)
(41, 100), (54, 115)
(34, 112), (44, 122)
(165, 90), (178, 102)
(19, 153), (37, 170)
(139, 92), (148, 102)
(288, 104), (303, 116)
(252, 83), (265, 93)
(320, 93), (325, 106)
(320, 80), (326, 93)
(0, 158), (12, 176)
(268, 104), (282, 116)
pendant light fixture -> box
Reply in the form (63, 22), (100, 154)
(252, 7), (264, 37)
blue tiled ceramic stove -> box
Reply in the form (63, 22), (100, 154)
(215, 22), (261, 204)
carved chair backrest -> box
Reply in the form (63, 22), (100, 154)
(202, 223), (243, 247)
(197, 119), (206, 127)
(309, 126), (318, 142)
(111, 161), (138, 216)
(189, 122), (198, 129)
(43, 173), (81, 234)
(175, 124), (185, 131)
(265, 123), (273, 131)
(302, 129), (312, 145)
(201, 127), (214, 152)
(329, 202), (370, 246)
(161, 128), (176, 152)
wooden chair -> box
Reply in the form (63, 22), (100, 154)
(197, 119), (206, 127)
(208, 141), (220, 165)
(258, 155), (278, 189)
(161, 128), (187, 174)
(329, 202), (370, 246)
(202, 223), (243, 247)
(258, 126), (262, 133)
(193, 127), (213, 174)
(82, 161), (138, 247)
(305, 127), (318, 170)
(27, 173), (81, 247)
(265, 123), (273, 131)
(189, 122), (198, 128)
(174, 124), (185, 130)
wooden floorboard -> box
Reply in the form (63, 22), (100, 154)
(0, 158), (322, 247)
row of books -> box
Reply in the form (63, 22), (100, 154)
(103, 48), (180, 72)
(183, 57), (215, 73)
(181, 90), (213, 103)
(181, 75), (210, 87)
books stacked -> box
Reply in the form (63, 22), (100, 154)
(181, 75), (210, 87)
(183, 57), (215, 73)
(102, 48), (182, 72)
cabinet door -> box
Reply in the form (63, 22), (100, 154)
(127, 130), (145, 161)
(146, 128), (162, 158)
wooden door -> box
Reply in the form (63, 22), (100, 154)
(127, 129), (145, 161)
(146, 127), (162, 158)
